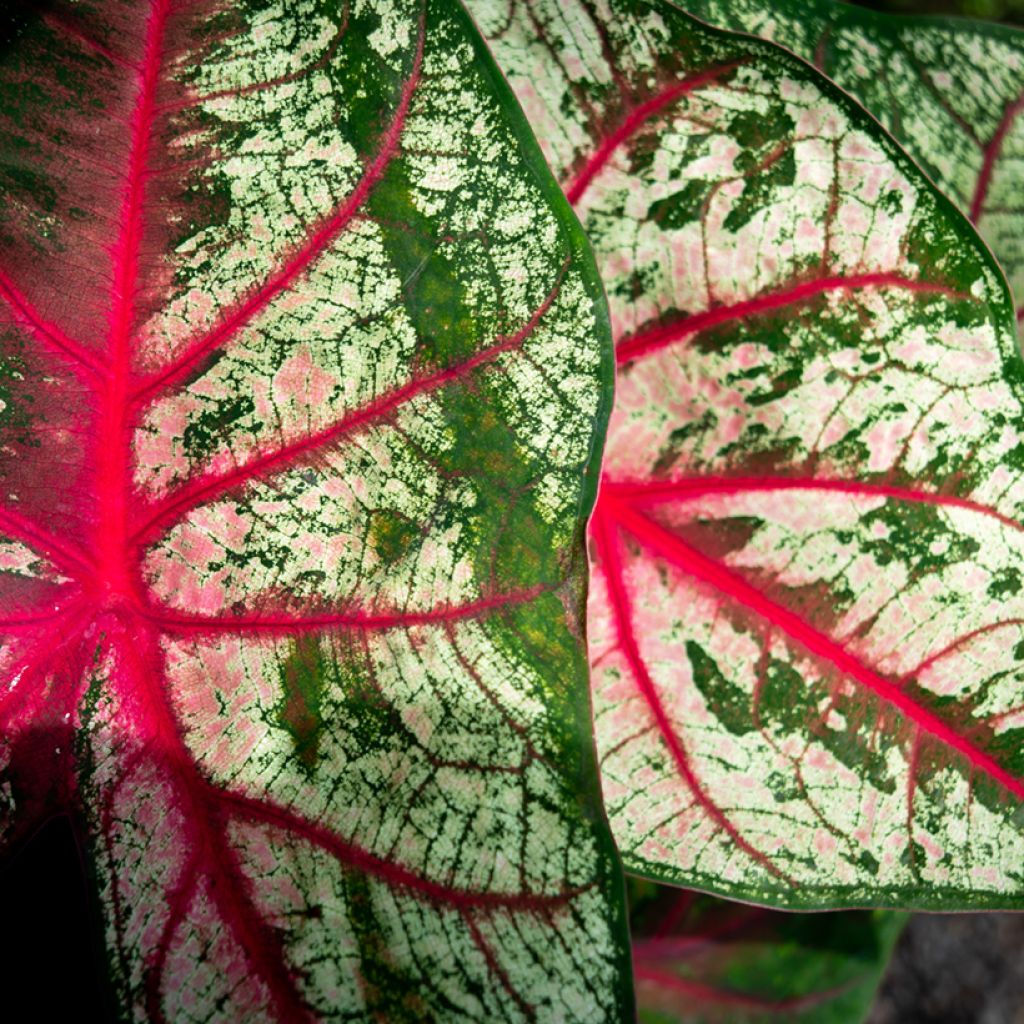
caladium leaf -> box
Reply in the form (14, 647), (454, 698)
(0, 0), (632, 1020)
(627, 879), (904, 1023)
(470, 0), (1024, 907)
(675, 0), (1024, 333)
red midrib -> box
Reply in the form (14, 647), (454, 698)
(970, 89), (1024, 223)
(564, 60), (747, 205)
(566, 44), (1024, 820)
(0, 605), (92, 732)
(115, 617), (581, 1017)
(95, 0), (169, 607)
(43, 11), (138, 72)
(130, 270), (562, 547)
(117, 622), (312, 1022)
(590, 503), (793, 884)
(0, 270), (107, 377)
(129, 18), (425, 405)
(222, 787), (587, 912)
(0, 504), (96, 579)
(602, 475), (1024, 534)
(615, 274), (957, 364)
(147, 584), (549, 635)
(0, 3), (586, 1016)
(909, 617), (1024, 681)
(603, 493), (1024, 802)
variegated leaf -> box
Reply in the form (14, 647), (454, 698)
(0, 1), (632, 1019)
(628, 879), (904, 1023)
(677, 0), (1024, 334)
(470, 0), (1024, 906)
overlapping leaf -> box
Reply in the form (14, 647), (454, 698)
(470, 0), (1024, 907)
(0, 1), (632, 1019)
(677, 0), (1024, 333)
(628, 879), (903, 1023)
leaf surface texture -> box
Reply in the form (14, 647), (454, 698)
(680, 0), (1024, 334)
(0, 1), (631, 1019)
(470, 0), (1024, 907)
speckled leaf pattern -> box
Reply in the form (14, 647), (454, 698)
(470, 0), (1024, 907)
(676, 0), (1024, 334)
(0, 1), (632, 1020)
(628, 879), (903, 1023)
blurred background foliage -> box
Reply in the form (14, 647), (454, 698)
(856, 0), (1024, 24)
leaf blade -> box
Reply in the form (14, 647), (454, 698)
(470, 0), (1024, 907)
(675, 0), (1024, 331)
(0, 0), (631, 1018)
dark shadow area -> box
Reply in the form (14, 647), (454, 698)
(868, 913), (1024, 1023)
(0, 815), (111, 1022)
(852, 0), (1024, 25)
(0, 1), (57, 52)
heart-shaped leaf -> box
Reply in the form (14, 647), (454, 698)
(0, 1), (631, 1019)
(628, 879), (904, 1023)
(677, 0), (1024, 334)
(469, 0), (1024, 907)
